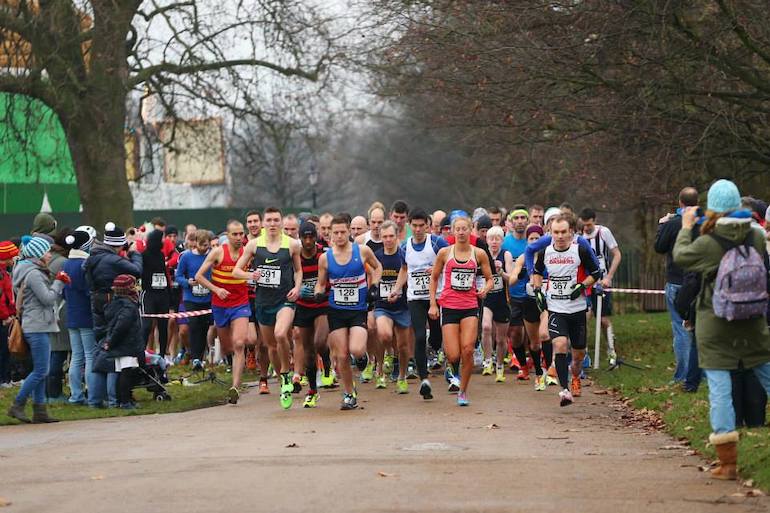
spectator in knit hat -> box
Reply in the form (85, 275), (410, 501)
(30, 213), (57, 240)
(0, 241), (19, 387)
(104, 274), (144, 409)
(7, 236), (70, 424)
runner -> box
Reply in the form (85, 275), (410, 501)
(350, 216), (368, 239)
(510, 224), (552, 391)
(429, 215), (494, 406)
(401, 208), (449, 398)
(531, 214), (601, 407)
(487, 207), (504, 228)
(390, 200), (411, 243)
(243, 210), (271, 393)
(233, 208), (302, 410)
(529, 204), (545, 227)
(431, 210), (447, 236)
(194, 220), (251, 404)
(356, 203), (385, 254)
(481, 227), (513, 382)
(315, 215), (383, 410)
(174, 229), (213, 370)
(579, 208), (622, 366)
(283, 214), (300, 240)
(373, 221), (412, 393)
(318, 213), (333, 247)
(502, 206), (531, 379)
(293, 222), (330, 408)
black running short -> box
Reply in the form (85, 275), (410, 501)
(441, 307), (479, 326)
(522, 297), (542, 324)
(328, 308), (367, 332)
(547, 310), (587, 349)
(509, 297), (525, 326)
(483, 293), (510, 324)
(294, 305), (328, 328)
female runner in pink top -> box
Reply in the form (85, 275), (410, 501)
(428, 215), (493, 406)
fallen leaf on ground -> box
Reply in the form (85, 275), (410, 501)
(584, 451), (601, 456)
(377, 471), (396, 478)
(485, 423), (500, 430)
(742, 479), (754, 488)
(659, 445), (685, 450)
(0, 497), (10, 507)
(731, 489), (765, 497)
(537, 436), (569, 440)
(90, 476), (104, 480)
(683, 426), (694, 431)
(592, 389), (609, 395)
(285, 443), (299, 448)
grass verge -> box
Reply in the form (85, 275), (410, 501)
(0, 365), (259, 426)
(590, 312), (770, 491)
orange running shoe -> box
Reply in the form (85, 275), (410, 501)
(517, 366), (530, 381)
(571, 375), (582, 397)
(259, 380), (270, 394)
(246, 348), (257, 370)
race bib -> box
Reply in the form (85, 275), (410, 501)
(257, 266), (281, 287)
(300, 277), (318, 298)
(450, 268), (475, 291)
(492, 275), (504, 292)
(408, 270), (430, 296)
(379, 281), (396, 299)
(151, 273), (167, 289)
(548, 276), (573, 300)
(333, 283), (360, 305)
(192, 284), (209, 297)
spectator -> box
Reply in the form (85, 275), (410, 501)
(0, 241), (19, 387)
(46, 228), (73, 403)
(84, 222), (142, 407)
(7, 236), (70, 424)
(30, 212), (57, 240)
(673, 179), (770, 480)
(104, 275), (144, 409)
(655, 187), (699, 385)
(63, 229), (96, 405)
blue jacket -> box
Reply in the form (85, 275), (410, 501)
(84, 240), (142, 293)
(63, 250), (93, 329)
(175, 250), (211, 304)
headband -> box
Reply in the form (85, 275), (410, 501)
(507, 209), (529, 220)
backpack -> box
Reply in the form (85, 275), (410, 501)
(709, 232), (768, 321)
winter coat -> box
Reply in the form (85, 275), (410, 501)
(0, 267), (15, 321)
(84, 240), (142, 293)
(104, 296), (144, 359)
(12, 260), (64, 334)
(63, 250), (93, 329)
(48, 250), (70, 351)
(673, 215), (770, 370)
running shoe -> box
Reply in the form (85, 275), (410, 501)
(448, 376), (460, 393)
(321, 372), (337, 388)
(419, 379), (433, 400)
(482, 359), (494, 376)
(473, 347), (483, 367)
(406, 360), (418, 380)
(383, 354), (394, 375)
(259, 380), (270, 395)
(495, 366), (506, 383)
(571, 375), (582, 397)
(300, 375), (309, 387)
(340, 393), (358, 410)
(559, 388), (574, 407)
(607, 350), (618, 368)
(437, 350), (445, 366)
(396, 379), (409, 394)
(545, 375), (559, 387)
(534, 375), (546, 391)
(361, 362), (375, 383)
(457, 392), (469, 406)
(303, 392), (319, 408)
(292, 373), (302, 394)
(517, 366), (530, 381)
(583, 353), (592, 369)
(376, 375), (387, 389)
(246, 348), (257, 370)
(227, 386), (239, 405)
(280, 379), (294, 409)
(509, 356), (520, 371)
(430, 358), (442, 370)
(444, 366), (454, 384)
(503, 354), (511, 366)
(355, 354), (369, 372)
(390, 358), (400, 382)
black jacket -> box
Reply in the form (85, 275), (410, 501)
(655, 215), (700, 285)
(104, 296), (144, 359)
(85, 240), (142, 293)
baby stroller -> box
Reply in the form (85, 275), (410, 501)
(132, 351), (172, 401)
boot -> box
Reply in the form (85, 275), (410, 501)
(32, 403), (60, 424)
(709, 431), (739, 480)
(7, 401), (31, 423)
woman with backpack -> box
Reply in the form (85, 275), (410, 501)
(674, 179), (770, 481)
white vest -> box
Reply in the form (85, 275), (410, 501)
(404, 236), (438, 301)
(543, 242), (585, 314)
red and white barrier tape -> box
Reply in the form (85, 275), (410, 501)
(142, 309), (211, 319)
(605, 288), (665, 295)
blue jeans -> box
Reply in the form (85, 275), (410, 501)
(14, 332), (50, 405)
(704, 364), (770, 433)
(89, 371), (119, 408)
(665, 283), (693, 382)
(684, 336), (702, 391)
(68, 328), (96, 404)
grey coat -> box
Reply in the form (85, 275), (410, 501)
(47, 251), (70, 351)
(12, 259), (65, 334)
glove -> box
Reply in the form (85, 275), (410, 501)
(367, 284), (380, 304)
(534, 288), (546, 312)
(55, 271), (71, 285)
(300, 284), (314, 299)
(569, 283), (586, 300)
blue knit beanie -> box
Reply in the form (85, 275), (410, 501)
(707, 179), (741, 213)
(21, 235), (51, 260)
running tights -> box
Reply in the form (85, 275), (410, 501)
(408, 300), (442, 380)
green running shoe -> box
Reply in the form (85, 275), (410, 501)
(396, 379), (408, 394)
